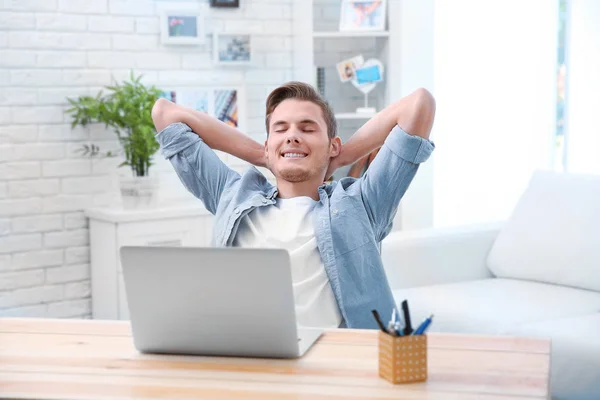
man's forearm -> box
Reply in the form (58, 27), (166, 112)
(152, 98), (265, 167)
(339, 88), (435, 167)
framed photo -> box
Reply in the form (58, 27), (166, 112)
(355, 64), (383, 85)
(160, 9), (206, 45)
(211, 0), (239, 8)
(213, 33), (252, 65)
(339, 0), (387, 32)
(159, 86), (246, 131)
(336, 55), (364, 82)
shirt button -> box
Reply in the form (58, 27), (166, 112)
(332, 209), (338, 215)
(261, 198), (267, 204)
(234, 208), (240, 214)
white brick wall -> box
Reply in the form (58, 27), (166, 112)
(12, 214), (63, 233)
(0, 0), (295, 319)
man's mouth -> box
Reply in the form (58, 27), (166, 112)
(281, 152), (308, 159)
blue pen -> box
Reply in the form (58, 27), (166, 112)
(414, 314), (434, 335)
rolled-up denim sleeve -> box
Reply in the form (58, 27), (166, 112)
(360, 125), (435, 241)
(156, 122), (239, 214)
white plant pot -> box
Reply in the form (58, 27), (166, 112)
(119, 175), (159, 209)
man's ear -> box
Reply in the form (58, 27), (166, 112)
(330, 137), (342, 158)
(263, 140), (269, 160)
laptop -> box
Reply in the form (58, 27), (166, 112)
(119, 246), (324, 359)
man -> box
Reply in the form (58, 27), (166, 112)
(151, 82), (435, 329)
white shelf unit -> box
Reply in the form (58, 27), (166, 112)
(335, 112), (376, 120)
(302, 0), (401, 181)
(291, 0), (402, 109)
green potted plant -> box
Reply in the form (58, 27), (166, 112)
(65, 71), (163, 209)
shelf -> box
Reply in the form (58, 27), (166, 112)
(313, 31), (390, 38)
(335, 112), (376, 120)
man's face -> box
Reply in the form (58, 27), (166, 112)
(265, 99), (339, 183)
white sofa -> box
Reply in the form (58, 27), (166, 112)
(381, 171), (600, 400)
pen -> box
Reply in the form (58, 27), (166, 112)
(414, 314), (434, 335)
(394, 311), (404, 336)
(387, 320), (398, 336)
(385, 309), (400, 336)
(401, 300), (413, 335)
(371, 309), (388, 333)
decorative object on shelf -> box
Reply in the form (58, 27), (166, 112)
(210, 0), (239, 8)
(159, 86), (244, 129)
(355, 61), (383, 85)
(335, 55), (384, 115)
(339, 0), (387, 32)
(351, 58), (384, 114)
(213, 33), (252, 65)
(65, 71), (163, 209)
(316, 66), (326, 97)
(336, 55), (364, 82)
(159, 7), (206, 45)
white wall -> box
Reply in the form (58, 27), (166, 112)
(564, 0), (600, 175)
(0, 0), (294, 318)
(431, 0), (558, 228)
(392, 0), (435, 230)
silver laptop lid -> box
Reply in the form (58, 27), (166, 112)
(119, 246), (301, 358)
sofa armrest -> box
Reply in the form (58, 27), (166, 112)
(381, 223), (502, 290)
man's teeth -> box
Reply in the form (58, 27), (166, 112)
(283, 153), (306, 158)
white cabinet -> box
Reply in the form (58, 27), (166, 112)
(85, 205), (214, 320)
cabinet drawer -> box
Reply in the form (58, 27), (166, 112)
(116, 217), (212, 272)
(118, 218), (196, 245)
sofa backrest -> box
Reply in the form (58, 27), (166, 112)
(486, 170), (600, 292)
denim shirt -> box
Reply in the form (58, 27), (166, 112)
(156, 122), (435, 329)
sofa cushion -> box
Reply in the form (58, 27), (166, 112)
(486, 170), (600, 292)
(506, 314), (600, 400)
(391, 278), (600, 335)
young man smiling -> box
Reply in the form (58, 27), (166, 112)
(151, 82), (435, 329)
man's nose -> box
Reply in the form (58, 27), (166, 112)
(285, 132), (301, 144)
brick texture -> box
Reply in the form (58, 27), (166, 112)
(0, 0), (294, 319)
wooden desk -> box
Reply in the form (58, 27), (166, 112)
(0, 318), (550, 399)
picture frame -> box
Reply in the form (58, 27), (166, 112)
(158, 86), (247, 132)
(355, 63), (383, 85)
(210, 0), (240, 8)
(159, 8), (206, 45)
(339, 0), (387, 32)
(213, 33), (252, 66)
(336, 55), (365, 82)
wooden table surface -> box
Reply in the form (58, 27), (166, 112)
(0, 318), (551, 399)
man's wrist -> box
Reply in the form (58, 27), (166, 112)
(252, 148), (266, 167)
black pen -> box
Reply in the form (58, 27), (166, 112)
(401, 300), (413, 335)
(371, 309), (388, 333)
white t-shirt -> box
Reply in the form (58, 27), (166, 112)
(232, 196), (343, 329)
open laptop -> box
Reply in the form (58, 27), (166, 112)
(119, 246), (324, 359)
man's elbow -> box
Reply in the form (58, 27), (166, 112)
(409, 88), (436, 139)
(414, 88), (436, 117)
(151, 98), (176, 133)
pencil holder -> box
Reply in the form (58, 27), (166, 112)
(378, 331), (428, 384)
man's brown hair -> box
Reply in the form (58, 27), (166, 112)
(265, 81), (337, 139)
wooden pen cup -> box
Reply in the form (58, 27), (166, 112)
(378, 331), (428, 384)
